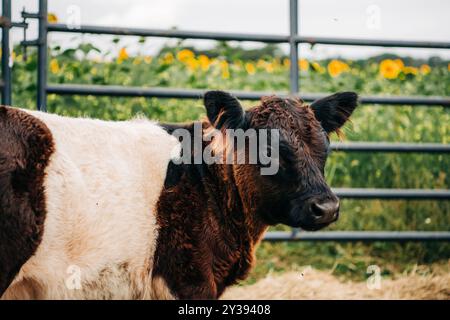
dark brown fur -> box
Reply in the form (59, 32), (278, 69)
(153, 92), (357, 299)
(153, 122), (267, 299)
(0, 106), (54, 297)
(153, 98), (326, 299)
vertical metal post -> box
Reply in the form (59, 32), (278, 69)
(289, 0), (299, 94)
(288, 0), (299, 239)
(37, 0), (48, 111)
(1, 0), (12, 105)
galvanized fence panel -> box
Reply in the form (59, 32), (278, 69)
(1, 0), (449, 241)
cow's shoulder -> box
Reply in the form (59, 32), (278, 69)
(0, 106), (55, 297)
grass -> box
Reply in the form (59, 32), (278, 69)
(224, 264), (450, 299)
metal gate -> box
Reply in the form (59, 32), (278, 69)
(1, 0), (449, 241)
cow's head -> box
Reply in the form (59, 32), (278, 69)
(203, 90), (358, 231)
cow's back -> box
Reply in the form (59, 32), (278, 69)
(0, 107), (178, 299)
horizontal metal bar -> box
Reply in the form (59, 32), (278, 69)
(21, 12), (40, 19)
(47, 84), (206, 98)
(21, 39), (39, 47)
(358, 95), (450, 106)
(46, 84), (450, 106)
(295, 36), (450, 49)
(46, 24), (450, 49)
(331, 142), (450, 153)
(333, 188), (450, 199)
(47, 24), (289, 43)
(263, 231), (450, 242)
(11, 22), (27, 28)
(0, 17), (27, 28)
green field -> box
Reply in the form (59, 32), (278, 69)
(10, 39), (450, 283)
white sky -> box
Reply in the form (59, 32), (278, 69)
(9, 0), (450, 60)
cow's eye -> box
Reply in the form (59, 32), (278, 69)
(280, 140), (296, 165)
(268, 139), (297, 183)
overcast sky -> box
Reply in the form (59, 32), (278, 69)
(9, 0), (450, 59)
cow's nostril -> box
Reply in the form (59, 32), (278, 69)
(310, 200), (340, 221)
(311, 202), (325, 218)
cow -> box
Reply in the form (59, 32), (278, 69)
(0, 90), (358, 299)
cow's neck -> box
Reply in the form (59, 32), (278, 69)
(153, 123), (268, 299)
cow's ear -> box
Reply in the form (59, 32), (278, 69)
(310, 92), (358, 133)
(204, 90), (245, 130)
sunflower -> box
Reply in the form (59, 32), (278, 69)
(185, 58), (199, 72)
(177, 49), (195, 63)
(265, 63), (274, 73)
(48, 13), (58, 24)
(402, 66), (418, 76)
(198, 55), (211, 71)
(379, 59), (401, 79)
(49, 58), (60, 74)
(299, 59), (309, 71)
(117, 48), (129, 64)
(220, 61), (230, 79)
(327, 59), (350, 77)
(394, 59), (404, 69)
(311, 61), (325, 73)
(162, 52), (174, 65)
(245, 62), (256, 75)
(256, 59), (266, 69)
(420, 64), (431, 75)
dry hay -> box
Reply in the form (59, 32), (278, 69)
(222, 267), (450, 300)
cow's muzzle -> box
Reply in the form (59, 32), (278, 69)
(286, 196), (340, 230)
